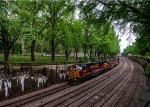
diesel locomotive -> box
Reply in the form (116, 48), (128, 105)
(67, 58), (119, 84)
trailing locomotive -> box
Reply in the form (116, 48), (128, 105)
(67, 58), (119, 84)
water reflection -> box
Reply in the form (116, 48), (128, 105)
(0, 65), (71, 101)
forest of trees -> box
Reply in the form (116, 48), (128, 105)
(1, 0), (150, 63)
(2, 0), (150, 63)
(0, 0), (120, 63)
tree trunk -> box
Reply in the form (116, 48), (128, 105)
(40, 42), (44, 56)
(65, 49), (69, 61)
(97, 51), (101, 60)
(89, 48), (93, 59)
(41, 45), (44, 56)
(75, 50), (78, 61)
(3, 48), (10, 63)
(83, 47), (87, 60)
(51, 37), (55, 61)
(95, 51), (97, 56)
(31, 40), (36, 61)
(74, 51), (76, 58)
(3, 37), (10, 63)
(3, 45), (10, 73)
(21, 38), (25, 55)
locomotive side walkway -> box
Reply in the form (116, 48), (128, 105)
(0, 57), (147, 107)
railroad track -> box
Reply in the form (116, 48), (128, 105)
(0, 57), (146, 107)
(40, 60), (129, 107)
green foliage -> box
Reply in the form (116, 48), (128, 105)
(80, 0), (150, 58)
(144, 66), (150, 77)
(90, 56), (98, 62)
(123, 42), (139, 55)
(11, 42), (22, 54)
(0, 0), (121, 63)
(78, 57), (85, 63)
(84, 56), (89, 62)
(72, 20), (83, 52)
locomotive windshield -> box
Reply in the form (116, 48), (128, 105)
(76, 66), (82, 70)
(72, 64), (87, 70)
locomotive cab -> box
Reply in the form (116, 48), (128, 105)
(68, 64), (89, 83)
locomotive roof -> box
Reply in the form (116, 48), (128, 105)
(74, 63), (87, 67)
(93, 61), (104, 63)
(86, 61), (103, 66)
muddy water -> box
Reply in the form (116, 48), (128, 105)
(0, 65), (70, 101)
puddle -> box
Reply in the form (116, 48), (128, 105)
(0, 65), (70, 101)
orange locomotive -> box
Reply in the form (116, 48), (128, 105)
(68, 58), (119, 84)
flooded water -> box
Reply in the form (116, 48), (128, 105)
(0, 65), (70, 101)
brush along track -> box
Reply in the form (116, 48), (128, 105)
(0, 57), (144, 107)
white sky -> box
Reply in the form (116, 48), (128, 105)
(114, 23), (136, 53)
(119, 34), (136, 52)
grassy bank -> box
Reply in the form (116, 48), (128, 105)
(0, 54), (77, 64)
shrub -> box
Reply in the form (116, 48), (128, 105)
(90, 56), (98, 62)
(78, 57), (85, 63)
(84, 56), (89, 62)
(144, 66), (150, 77)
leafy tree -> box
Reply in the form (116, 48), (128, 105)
(0, 0), (27, 62)
(71, 19), (83, 60)
(17, 0), (46, 61)
(44, 0), (74, 61)
(56, 18), (73, 61)
(123, 42), (139, 55)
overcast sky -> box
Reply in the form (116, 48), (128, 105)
(117, 28), (136, 52)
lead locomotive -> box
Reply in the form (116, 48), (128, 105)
(68, 58), (119, 84)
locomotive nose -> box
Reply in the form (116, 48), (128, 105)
(69, 68), (80, 78)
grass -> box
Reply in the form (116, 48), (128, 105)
(0, 54), (102, 64)
(0, 54), (77, 64)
